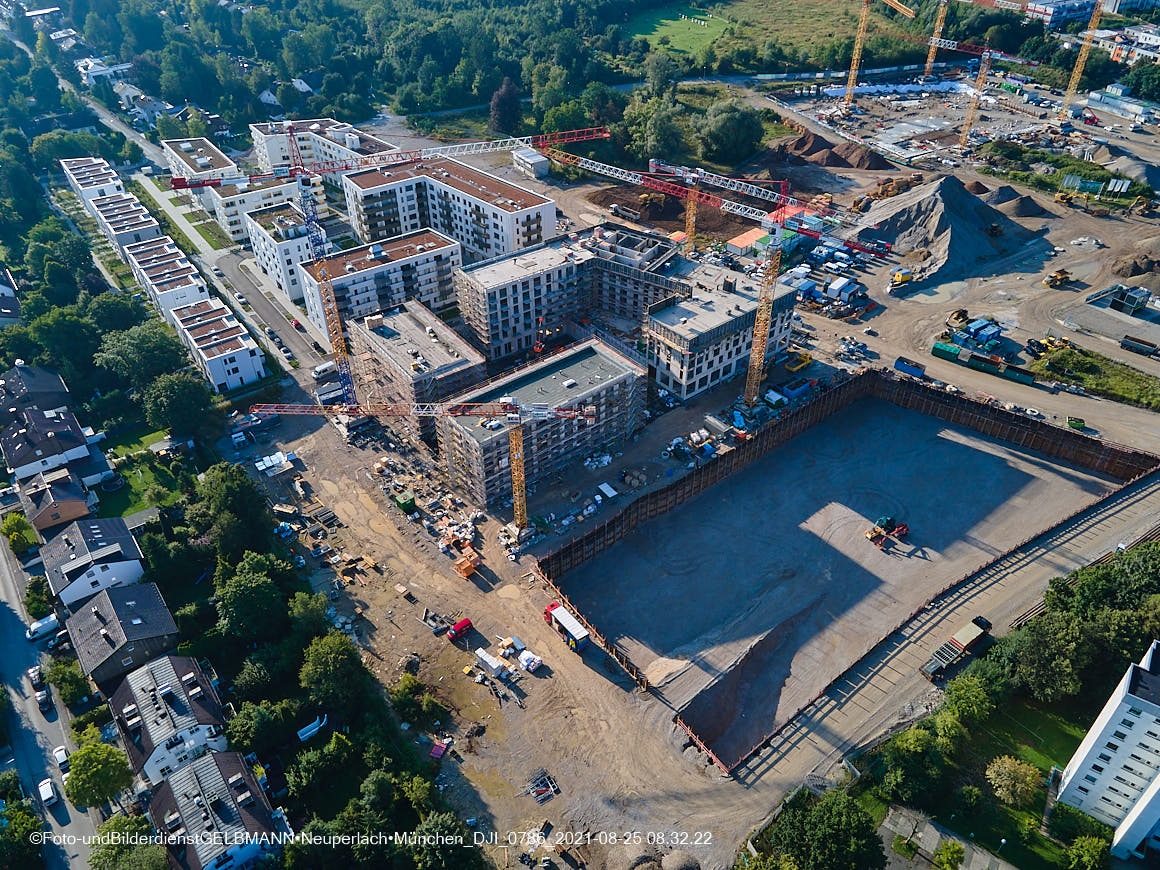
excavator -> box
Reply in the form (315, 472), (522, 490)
(866, 516), (909, 549)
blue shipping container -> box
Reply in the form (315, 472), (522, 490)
(966, 319), (991, 337)
(894, 357), (926, 378)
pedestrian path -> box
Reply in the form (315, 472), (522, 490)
(882, 806), (1020, 870)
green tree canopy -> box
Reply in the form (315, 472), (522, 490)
(216, 561), (286, 639)
(1067, 835), (1109, 870)
(143, 371), (214, 435)
(89, 813), (169, 870)
(765, 791), (886, 870)
(694, 100), (763, 163)
(300, 632), (370, 712)
(94, 321), (188, 389)
(986, 755), (1040, 807)
(933, 839), (965, 870)
(65, 742), (133, 808)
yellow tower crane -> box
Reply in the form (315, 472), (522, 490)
(846, 0), (917, 106)
(958, 49), (994, 149)
(743, 234), (785, 407)
(684, 190), (698, 256)
(924, 0), (949, 79)
(1059, 2), (1102, 121)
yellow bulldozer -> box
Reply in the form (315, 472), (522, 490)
(638, 192), (666, 218)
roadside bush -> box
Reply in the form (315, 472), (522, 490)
(2, 513), (37, 555)
(0, 769), (21, 802)
(46, 658), (89, 706)
(69, 705), (113, 741)
(1048, 802), (1113, 844)
(23, 575), (51, 619)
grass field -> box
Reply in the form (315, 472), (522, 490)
(104, 425), (168, 457)
(624, 7), (728, 55)
(1031, 346), (1160, 411)
(710, 0), (883, 61)
(96, 461), (183, 519)
(192, 220), (233, 250)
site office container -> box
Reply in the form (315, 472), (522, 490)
(544, 602), (589, 651)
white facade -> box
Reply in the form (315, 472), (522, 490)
(202, 176), (321, 243)
(123, 236), (210, 324)
(74, 57), (132, 87)
(1059, 641), (1160, 859)
(297, 230), (461, 340)
(160, 137), (237, 183)
(59, 157), (123, 207)
(244, 203), (320, 303)
(249, 118), (398, 182)
(341, 158), (555, 261)
(89, 193), (161, 255)
(56, 558), (143, 611)
(172, 299), (266, 393)
(1025, 0), (1097, 27)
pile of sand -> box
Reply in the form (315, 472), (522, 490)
(661, 853), (701, 870)
(965, 180), (990, 194)
(1106, 154), (1160, 190)
(781, 131), (893, 169)
(834, 140), (893, 170)
(857, 175), (1034, 282)
(1000, 194), (1046, 218)
(983, 185), (1020, 206)
(1113, 236), (1160, 279)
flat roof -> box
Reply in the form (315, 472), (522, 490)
(246, 202), (305, 233)
(60, 157), (120, 189)
(300, 230), (456, 283)
(465, 242), (595, 288)
(250, 118), (398, 156)
(173, 299), (257, 360)
(162, 137), (236, 174)
(357, 301), (483, 377)
(345, 157), (550, 212)
(208, 175), (294, 199)
(449, 339), (644, 443)
(90, 194), (158, 233)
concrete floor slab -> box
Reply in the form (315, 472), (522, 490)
(556, 397), (1117, 764)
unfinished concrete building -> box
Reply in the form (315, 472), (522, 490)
(645, 272), (797, 400)
(454, 224), (687, 362)
(347, 301), (486, 442)
(439, 339), (646, 506)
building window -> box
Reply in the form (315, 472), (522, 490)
(1128, 707), (1142, 716)
(1099, 753), (1112, 762)
(121, 657), (133, 667)
(1084, 774), (1098, 783)
(1107, 742), (1119, 751)
(1077, 786), (1090, 794)
(1092, 764), (1104, 773)
(1114, 730), (1128, 741)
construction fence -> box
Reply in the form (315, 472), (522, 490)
(534, 368), (1160, 773)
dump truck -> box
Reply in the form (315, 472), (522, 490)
(544, 602), (590, 652)
(920, 620), (988, 681)
(1043, 269), (1072, 288)
(785, 352), (812, 373)
(1121, 335), (1159, 357)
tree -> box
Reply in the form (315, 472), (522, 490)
(986, 755), (1041, 807)
(881, 726), (941, 803)
(189, 465), (270, 559)
(2, 512), (37, 555)
(644, 50), (678, 99)
(621, 95), (684, 160)
(143, 371), (214, 435)
(300, 632), (369, 711)
(943, 674), (994, 724)
(932, 840), (965, 870)
(90, 813), (169, 870)
(766, 791), (886, 870)
(288, 591), (330, 639)
(542, 100), (588, 135)
(47, 658), (90, 706)
(694, 100), (764, 163)
(488, 77), (521, 134)
(93, 321), (188, 388)
(411, 811), (467, 869)
(65, 742), (132, 808)
(752, 857), (800, 870)
(226, 699), (301, 757)
(0, 799), (42, 868)
(216, 563), (285, 639)
(1067, 835), (1109, 870)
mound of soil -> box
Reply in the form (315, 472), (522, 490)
(786, 130), (837, 158)
(965, 180), (990, 194)
(983, 185), (1020, 206)
(1000, 195), (1046, 218)
(833, 140), (893, 170)
(1113, 236), (1160, 279)
(586, 187), (752, 240)
(661, 853), (701, 870)
(809, 147), (850, 168)
(857, 175), (1034, 282)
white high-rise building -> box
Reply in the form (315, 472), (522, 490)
(1058, 640), (1160, 859)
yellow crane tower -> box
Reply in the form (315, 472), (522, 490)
(924, 0), (949, 79)
(1059, 2), (1102, 121)
(684, 190), (698, 256)
(743, 235), (785, 406)
(846, 0), (917, 106)
(958, 49), (994, 149)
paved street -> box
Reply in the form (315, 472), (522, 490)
(0, 546), (96, 869)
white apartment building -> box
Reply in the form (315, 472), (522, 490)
(59, 157), (123, 207)
(244, 202), (322, 303)
(1059, 640), (1160, 859)
(1025, 0), (1097, 27)
(645, 272), (796, 401)
(172, 299), (266, 393)
(89, 192), (161, 255)
(249, 118), (398, 182)
(201, 175), (322, 243)
(123, 236), (209, 324)
(111, 656), (227, 785)
(161, 137), (238, 183)
(341, 158), (555, 261)
(297, 230), (461, 341)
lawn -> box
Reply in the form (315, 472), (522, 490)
(624, 7), (729, 55)
(126, 179), (199, 255)
(711, 0), (881, 61)
(1031, 346), (1160, 411)
(192, 220), (233, 250)
(103, 425), (168, 457)
(96, 460), (183, 519)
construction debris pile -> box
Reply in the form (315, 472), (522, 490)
(1112, 236), (1160, 285)
(857, 175), (1034, 281)
(773, 130), (893, 170)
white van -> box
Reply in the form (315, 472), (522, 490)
(823, 262), (847, 275)
(311, 361), (336, 381)
(25, 613), (59, 641)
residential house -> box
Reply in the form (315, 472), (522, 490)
(244, 202), (323, 303)
(18, 467), (93, 533)
(161, 137), (238, 184)
(0, 364), (70, 428)
(42, 517), (144, 611)
(171, 299), (267, 393)
(66, 583), (179, 689)
(89, 192), (161, 255)
(0, 407), (90, 481)
(73, 56), (131, 86)
(149, 751), (292, 870)
(0, 267), (20, 329)
(59, 157), (124, 208)
(123, 236), (210, 325)
(110, 656), (227, 785)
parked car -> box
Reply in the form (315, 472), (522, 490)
(52, 746), (70, 770)
(292, 319), (304, 330)
(280, 347), (295, 359)
(37, 778), (58, 807)
(212, 267), (224, 277)
(972, 615), (992, 631)
(36, 689), (52, 712)
(447, 617), (472, 641)
(311, 341), (325, 354)
(46, 629), (70, 651)
(264, 326), (277, 339)
(26, 665), (43, 691)
(234, 292), (247, 305)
